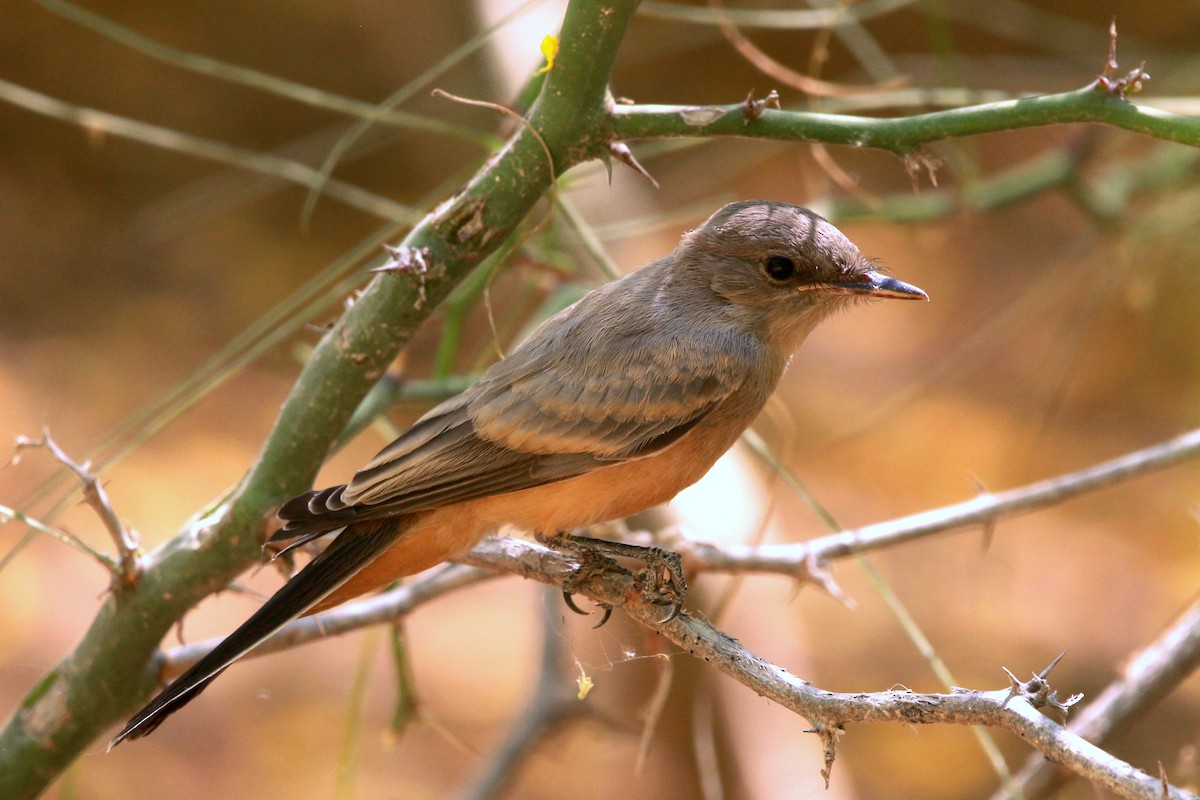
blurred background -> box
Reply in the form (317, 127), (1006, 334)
(2, 1), (1199, 798)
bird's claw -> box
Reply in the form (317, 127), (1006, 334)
(542, 532), (687, 626)
(561, 589), (614, 627)
(558, 546), (619, 627)
(562, 591), (590, 616)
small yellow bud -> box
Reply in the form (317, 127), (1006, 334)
(536, 34), (559, 75)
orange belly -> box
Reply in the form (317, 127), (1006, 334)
(308, 415), (743, 613)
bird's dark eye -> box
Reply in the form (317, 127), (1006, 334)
(764, 256), (795, 281)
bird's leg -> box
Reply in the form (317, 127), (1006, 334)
(569, 534), (688, 623)
(538, 531), (688, 625)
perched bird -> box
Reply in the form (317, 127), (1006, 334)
(111, 200), (926, 745)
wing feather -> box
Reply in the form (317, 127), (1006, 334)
(278, 294), (765, 537)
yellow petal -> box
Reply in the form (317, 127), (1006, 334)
(536, 34), (559, 75)
(575, 660), (593, 700)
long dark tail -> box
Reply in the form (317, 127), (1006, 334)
(109, 516), (411, 747)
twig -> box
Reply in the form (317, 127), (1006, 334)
(638, 0), (918, 30)
(0, 502), (117, 574)
(0, 78), (419, 223)
(11, 430), (140, 586)
(1091, 19), (1150, 98)
(610, 81), (1200, 151)
(31, 0), (495, 147)
(991, 596), (1200, 800)
(458, 538), (1198, 800)
(299, 0), (538, 223)
(687, 426), (1200, 578)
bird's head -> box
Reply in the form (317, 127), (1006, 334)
(678, 200), (926, 348)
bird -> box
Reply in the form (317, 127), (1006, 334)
(110, 199), (926, 746)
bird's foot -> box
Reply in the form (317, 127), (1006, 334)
(539, 532), (687, 626)
(560, 545), (618, 628)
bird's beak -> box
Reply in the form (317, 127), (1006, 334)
(829, 270), (927, 300)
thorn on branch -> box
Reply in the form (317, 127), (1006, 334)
(1001, 652), (1083, 723)
(10, 428), (141, 588)
(606, 141), (660, 189)
(804, 721), (844, 788)
(374, 245), (433, 310)
(967, 474), (998, 551)
(902, 151), (942, 191)
(740, 88), (780, 124)
(1090, 19), (1150, 98)
(1104, 18), (1119, 78)
(798, 553), (855, 610)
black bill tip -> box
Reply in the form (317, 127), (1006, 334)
(831, 271), (927, 300)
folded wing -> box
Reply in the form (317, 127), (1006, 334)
(275, 326), (761, 544)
